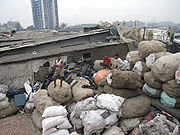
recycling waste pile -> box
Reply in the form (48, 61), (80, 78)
(1, 40), (180, 135)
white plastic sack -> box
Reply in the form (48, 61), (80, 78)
(80, 110), (105, 135)
(0, 93), (6, 101)
(24, 80), (32, 96)
(146, 54), (156, 68)
(70, 132), (79, 135)
(71, 97), (97, 117)
(120, 118), (140, 132)
(143, 83), (159, 97)
(96, 94), (125, 112)
(123, 60), (130, 70)
(24, 102), (34, 111)
(42, 105), (68, 118)
(28, 92), (36, 102)
(70, 97), (97, 129)
(126, 54), (131, 62)
(42, 116), (65, 132)
(102, 126), (125, 135)
(43, 127), (57, 135)
(80, 109), (118, 135)
(175, 66), (180, 84)
(50, 129), (69, 135)
(106, 73), (112, 85)
(0, 97), (10, 109)
(133, 61), (143, 76)
(56, 117), (72, 129)
(0, 84), (8, 94)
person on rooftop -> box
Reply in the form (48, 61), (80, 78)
(114, 54), (125, 70)
(54, 54), (64, 88)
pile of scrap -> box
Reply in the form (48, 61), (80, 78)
(1, 39), (180, 135)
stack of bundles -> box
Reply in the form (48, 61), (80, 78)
(32, 89), (59, 129)
(0, 84), (10, 110)
(150, 53), (180, 108)
(70, 94), (124, 135)
(42, 105), (72, 135)
(69, 93), (150, 135)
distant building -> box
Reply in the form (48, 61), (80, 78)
(31, 0), (59, 30)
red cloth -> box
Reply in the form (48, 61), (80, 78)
(103, 57), (111, 64)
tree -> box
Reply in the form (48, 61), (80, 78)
(60, 22), (68, 29)
(26, 25), (35, 30)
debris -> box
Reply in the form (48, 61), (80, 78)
(48, 80), (72, 103)
(139, 114), (178, 135)
(24, 80), (32, 96)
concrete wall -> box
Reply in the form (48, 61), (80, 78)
(0, 42), (129, 90)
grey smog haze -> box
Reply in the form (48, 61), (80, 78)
(0, 0), (180, 27)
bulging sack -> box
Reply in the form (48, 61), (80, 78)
(138, 40), (166, 58)
(96, 94), (125, 112)
(42, 105), (68, 118)
(151, 53), (180, 82)
(0, 97), (10, 110)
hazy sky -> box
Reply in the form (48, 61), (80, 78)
(0, 0), (180, 28)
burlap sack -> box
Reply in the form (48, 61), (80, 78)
(48, 80), (72, 103)
(126, 27), (142, 44)
(32, 109), (44, 129)
(162, 80), (180, 98)
(103, 85), (141, 99)
(111, 70), (142, 89)
(144, 72), (162, 89)
(151, 53), (180, 82)
(93, 60), (104, 71)
(126, 51), (142, 66)
(71, 77), (93, 102)
(154, 52), (172, 60)
(0, 99), (22, 118)
(34, 89), (57, 114)
(122, 96), (151, 118)
(138, 40), (166, 58)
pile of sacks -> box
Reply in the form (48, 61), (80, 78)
(42, 105), (72, 135)
(125, 40), (180, 109)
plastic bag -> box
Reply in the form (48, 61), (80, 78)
(0, 84), (8, 94)
(24, 80), (32, 96)
(161, 92), (176, 108)
(96, 94), (125, 112)
(42, 105), (68, 118)
(133, 61), (143, 76)
(42, 116), (65, 132)
(0, 97), (10, 109)
(146, 54), (156, 68)
(94, 69), (107, 84)
(106, 73), (112, 85)
(175, 66), (180, 84)
(0, 93), (6, 101)
(143, 83), (162, 98)
(56, 117), (72, 129)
